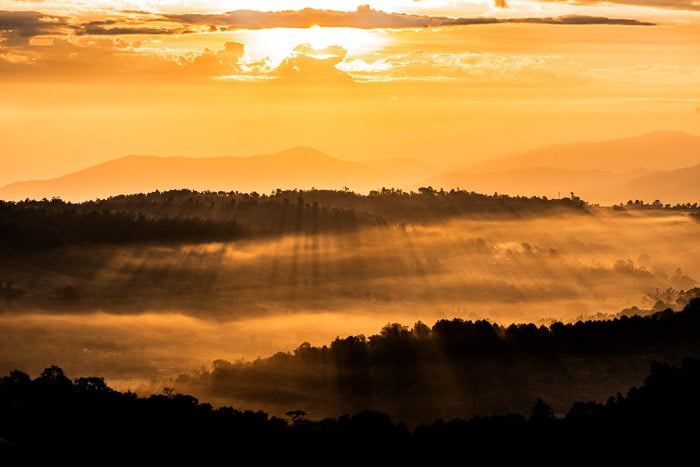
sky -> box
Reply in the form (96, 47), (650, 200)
(1, 0), (699, 187)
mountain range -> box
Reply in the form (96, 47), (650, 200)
(1, 130), (699, 205)
(417, 130), (700, 205)
(0, 148), (436, 203)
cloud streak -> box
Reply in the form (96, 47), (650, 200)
(0, 6), (655, 48)
(80, 20), (192, 36)
(0, 6), (659, 84)
(163, 6), (655, 30)
(0, 10), (69, 44)
(538, 0), (700, 12)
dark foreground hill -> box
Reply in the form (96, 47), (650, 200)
(1, 354), (698, 463)
(168, 296), (700, 427)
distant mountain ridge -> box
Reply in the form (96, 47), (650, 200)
(2, 131), (699, 205)
(461, 130), (700, 173)
(418, 130), (700, 205)
(0, 147), (436, 203)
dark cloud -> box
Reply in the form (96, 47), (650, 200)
(80, 25), (191, 35)
(164, 5), (654, 30)
(0, 10), (189, 41)
(538, 0), (700, 11)
(77, 16), (193, 36)
(0, 6), (656, 49)
(0, 10), (69, 45)
(514, 14), (655, 25)
(166, 5), (438, 29)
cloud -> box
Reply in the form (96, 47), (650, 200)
(0, 6), (656, 84)
(0, 10), (69, 45)
(272, 44), (353, 82)
(521, 14), (654, 25)
(165, 5), (439, 30)
(538, 0), (700, 11)
(0, 10), (195, 41)
(180, 41), (246, 76)
(163, 5), (654, 30)
(80, 21), (191, 36)
(0, 6), (655, 51)
(339, 50), (552, 82)
(0, 31), (350, 84)
(0, 35), (192, 81)
(75, 13), (197, 36)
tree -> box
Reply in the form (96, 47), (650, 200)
(529, 397), (555, 423)
(286, 409), (307, 423)
(74, 376), (112, 393)
(35, 365), (72, 386)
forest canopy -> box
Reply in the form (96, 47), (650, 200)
(0, 188), (593, 252)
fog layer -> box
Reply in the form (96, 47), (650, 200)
(1, 208), (698, 396)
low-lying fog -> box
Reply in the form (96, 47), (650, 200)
(1, 208), (698, 398)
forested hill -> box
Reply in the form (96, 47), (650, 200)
(172, 296), (700, 428)
(0, 188), (590, 252)
(1, 352), (699, 462)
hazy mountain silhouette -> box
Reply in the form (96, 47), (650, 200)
(460, 131), (700, 173)
(3, 131), (699, 204)
(607, 162), (700, 205)
(419, 131), (700, 205)
(0, 147), (436, 202)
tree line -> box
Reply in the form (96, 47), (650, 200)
(174, 296), (700, 428)
(0, 188), (592, 253)
(3, 188), (697, 254)
(1, 356), (697, 463)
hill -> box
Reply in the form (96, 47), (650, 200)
(170, 296), (700, 428)
(419, 131), (700, 205)
(607, 162), (700, 205)
(458, 130), (700, 173)
(1, 303), (700, 462)
(0, 147), (436, 203)
(3, 131), (699, 205)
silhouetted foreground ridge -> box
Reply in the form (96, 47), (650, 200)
(1, 355), (699, 462)
(173, 296), (700, 426)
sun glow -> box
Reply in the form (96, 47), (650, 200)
(232, 26), (390, 68)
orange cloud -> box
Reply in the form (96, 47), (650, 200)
(537, 0), (700, 11)
(0, 30), (355, 84)
(162, 5), (654, 30)
(272, 44), (352, 82)
(180, 41), (245, 76)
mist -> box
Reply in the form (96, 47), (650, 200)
(1, 206), (698, 405)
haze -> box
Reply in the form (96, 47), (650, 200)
(1, 207), (698, 397)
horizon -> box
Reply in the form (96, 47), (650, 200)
(2, 128), (699, 180)
(1, 129), (699, 205)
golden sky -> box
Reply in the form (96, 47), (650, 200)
(1, 0), (699, 187)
